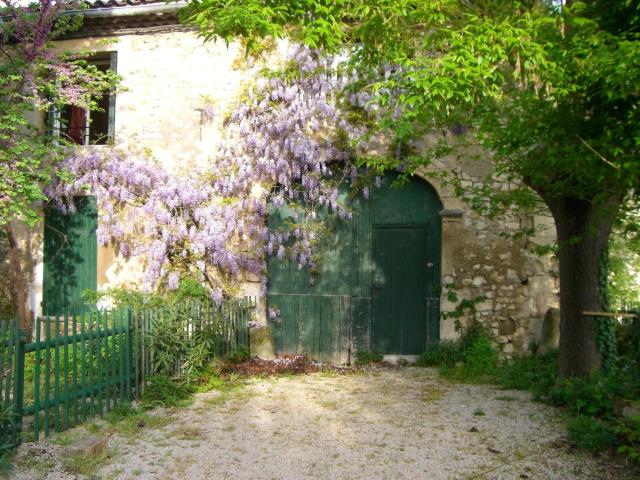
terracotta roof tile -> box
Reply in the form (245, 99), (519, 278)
(87, 0), (169, 9)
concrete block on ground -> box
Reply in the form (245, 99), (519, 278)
(61, 434), (108, 461)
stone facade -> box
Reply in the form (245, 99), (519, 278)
(424, 154), (559, 357)
(11, 26), (559, 356)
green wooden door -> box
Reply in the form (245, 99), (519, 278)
(267, 173), (441, 362)
(43, 196), (98, 315)
(372, 226), (429, 354)
(267, 194), (356, 363)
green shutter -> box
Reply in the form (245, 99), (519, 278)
(43, 196), (98, 315)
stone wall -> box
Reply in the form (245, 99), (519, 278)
(15, 28), (558, 355)
(423, 153), (559, 357)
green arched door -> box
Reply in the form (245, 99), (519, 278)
(267, 174), (442, 362)
(369, 175), (442, 355)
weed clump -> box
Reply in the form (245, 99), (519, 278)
(140, 375), (194, 409)
(225, 346), (251, 364)
(419, 320), (497, 382)
(416, 340), (459, 367)
(354, 350), (384, 366)
(568, 415), (617, 452)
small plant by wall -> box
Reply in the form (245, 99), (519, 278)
(354, 350), (384, 366)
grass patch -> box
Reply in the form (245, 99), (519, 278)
(0, 450), (14, 480)
(495, 351), (557, 398)
(354, 350), (384, 366)
(422, 386), (444, 403)
(140, 375), (194, 409)
(22, 460), (56, 480)
(494, 395), (519, 402)
(171, 425), (205, 440)
(62, 447), (114, 478)
(201, 376), (248, 407)
(225, 346), (251, 364)
(568, 415), (617, 451)
(417, 340), (460, 367)
(104, 403), (173, 436)
(318, 400), (339, 410)
(51, 429), (82, 447)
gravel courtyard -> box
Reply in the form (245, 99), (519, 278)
(12, 367), (638, 480)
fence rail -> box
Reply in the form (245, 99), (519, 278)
(0, 297), (254, 451)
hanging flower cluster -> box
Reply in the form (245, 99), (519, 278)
(48, 150), (259, 302)
(50, 45), (379, 300)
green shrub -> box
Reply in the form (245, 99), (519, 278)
(0, 448), (14, 477)
(104, 402), (138, 424)
(616, 316), (640, 366)
(354, 350), (384, 366)
(193, 370), (226, 392)
(462, 335), (498, 376)
(225, 346), (251, 364)
(440, 332), (498, 382)
(495, 351), (557, 399)
(104, 403), (173, 436)
(140, 375), (193, 409)
(568, 415), (617, 451)
(616, 415), (640, 462)
(551, 374), (616, 417)
(458, 320), (488, 356)
(417, 341), (460, 367)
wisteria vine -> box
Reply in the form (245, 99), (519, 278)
(49, 45), (380, 301)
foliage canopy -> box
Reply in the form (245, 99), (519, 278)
(182, 0), (640, 378)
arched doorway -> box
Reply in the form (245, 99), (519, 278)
(267, 173), (442, 362)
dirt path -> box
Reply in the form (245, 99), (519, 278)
(12, 367), (638, 480)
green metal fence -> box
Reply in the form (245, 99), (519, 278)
(0, 297), (254, 451)
(24, 309), (132, 442)
(0, 320), (24, 455)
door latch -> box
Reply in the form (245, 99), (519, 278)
(426, 262), (434, 268)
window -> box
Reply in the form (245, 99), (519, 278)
(51, 52), (117, 145)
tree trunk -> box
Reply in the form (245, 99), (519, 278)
(4, 223), (32, 333)
(547, 195), (620, 379)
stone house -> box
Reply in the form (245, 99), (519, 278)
(14, 0), (559, 362)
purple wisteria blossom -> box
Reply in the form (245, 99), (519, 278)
(50, 45), (380, 299)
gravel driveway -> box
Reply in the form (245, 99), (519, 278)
(12, 367), (638, 480)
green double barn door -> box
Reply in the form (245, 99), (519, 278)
(42, 196), (98, 315)
(267, 174), (442, 363)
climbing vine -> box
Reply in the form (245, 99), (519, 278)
(596, 247), (617, 371)
(50, 45), (379, 300)
(441, 283), (487, 335)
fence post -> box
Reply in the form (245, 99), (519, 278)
(125, 307), (132, 402)
(14, 326), (27, 446)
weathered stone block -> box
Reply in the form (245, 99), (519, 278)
(61, 435), (108, 461)
(498, 318), (516, 336)
(472, 275), (486, 287)
(250, 325), (276, 360)
(476, 298), (493, 312)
